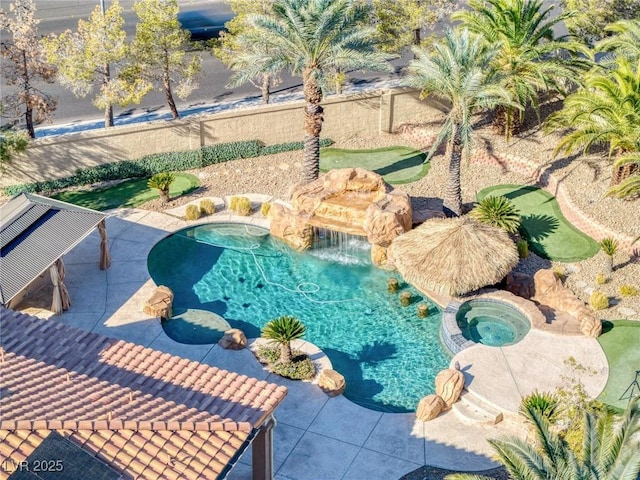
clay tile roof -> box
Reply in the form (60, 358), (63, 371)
(0, 308), (287, 480)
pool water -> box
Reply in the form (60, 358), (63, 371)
(147, 223), (449, 413)
(456, 299), (530, 347)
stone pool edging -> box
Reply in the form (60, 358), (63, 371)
(399, 126), (638, 254)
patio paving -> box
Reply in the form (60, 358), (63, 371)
(18, 208), (612, 480)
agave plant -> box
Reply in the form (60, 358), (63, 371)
(261, 316), (306, 365)
(599, 237), (618, 275)
(520, 390), (558, 422)
(469, 196), (521, 234)
(147, 172), (175, 204)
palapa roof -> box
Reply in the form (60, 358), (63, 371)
(0, 193), (106, 304)
(0, 307), (287, 480)
(390, 216), (519, 296)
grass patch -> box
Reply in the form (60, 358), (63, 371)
(477, 184), (599, 262)
(52, 173), (199, 211)
(597, 320), (640, 411)
(256, 346), (316, 380)
(320, 146), (429, 184)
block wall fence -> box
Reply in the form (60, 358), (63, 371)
(3, 87), (636, 254)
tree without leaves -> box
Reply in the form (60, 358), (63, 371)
(403, 29), (517, 217)
(227, 0), (392, 184)
(372, 0), (458, 54)
(213, 0), (281, 104)
(124, 0), (202, 119)
(452, 0), (591, 138)
(0, 0), (57, 138)
(43, 0), (147, 128)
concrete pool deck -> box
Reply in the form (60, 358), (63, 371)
(17, 207), (610, 480)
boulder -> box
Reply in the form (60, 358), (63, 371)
(268, 203), (314, 251)
(532, 270), (602, 338)
(364, 190), (413, 247)
(317, 369), (346, 397)
(435, 368), (465, 407)
(218, 329), (247, 350)
(416, 394), (446, 421)
(143, 286), (174, 319)
(505, 272), (535, 299)
(370, 244), (388, 266)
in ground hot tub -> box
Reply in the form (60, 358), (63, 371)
(440, 298), (531, 354)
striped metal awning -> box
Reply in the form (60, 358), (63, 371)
(0, 193), (106, 305)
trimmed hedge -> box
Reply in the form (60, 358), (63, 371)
(3, 138), (332, 196)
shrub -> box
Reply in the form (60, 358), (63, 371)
(260, 202), (271, 217)
(595, 273), (608, 285)
(148, 172), (175, 204)
(185, 204), (201, 220)
(256, 346), (315, 380)
(229, 196), (252, 216)
(259, 138), (333, 156)
(619, 284), (639, 297)
(199, 199), (216, 215)
(589, 291), (609, 310)
(553, 266), (566, 281)
(470, 195), (521, 233)
(201, 140), (261, 166)
(520, 390), (558, 422)
(516, 239), (529, 259)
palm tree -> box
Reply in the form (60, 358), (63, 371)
(446, 396), (640, 480)
(452, 0), (590, 137)
(597, 19), (640, 66)
(147, 172), (175, 204)
(469, 196), (521, 234)
(545, 57), (640, 187)
(227, 0), (392, 183)
(261, 316), (306, 364)
(403, 29), (516, 217)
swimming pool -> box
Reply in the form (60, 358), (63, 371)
(148, 223), (450, 413)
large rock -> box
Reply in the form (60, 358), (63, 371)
(143, 286), (173, 319)
(271, 168), (412, 256)
(268, 203), (314, 251)
(416, 394), (446, 421)
(531, 270), (602, 338)
(218, 328), (247, 350)
(317, 369), (345, 397)
(435, 368), (465, 407)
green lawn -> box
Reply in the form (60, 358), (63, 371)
(477, 184), (600, 262)
(319, 146), (429, 184)
(52, 173), (200, 211)
(597, 320), (640, 411)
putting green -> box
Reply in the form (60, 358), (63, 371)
(477, 184), (599, 262)
(52, 173), (200, 211)
(319, 146), (429, 184)
(597, 320), (640, 411)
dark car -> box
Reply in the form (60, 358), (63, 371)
(177, 10), (233, 41)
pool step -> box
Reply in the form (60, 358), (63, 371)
(453, 390), (504, 425)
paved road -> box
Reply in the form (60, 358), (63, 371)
(12, 0), (406, 134)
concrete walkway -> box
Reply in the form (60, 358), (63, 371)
(18, 208), (610, 480)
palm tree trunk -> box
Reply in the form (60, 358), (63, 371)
(302, 67), (323, 183)
(611, 162), (639, 186)
(261, 74), (270, 104)
(492, 105), (521, 138)
(443, 125), (463, 217)
(280, 342), (292, 364)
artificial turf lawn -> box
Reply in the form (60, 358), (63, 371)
(477, 184), (600, 262)
(597, 320), (640, 411)
(319, 146), (429, 184)
(52, 173), (200, 211)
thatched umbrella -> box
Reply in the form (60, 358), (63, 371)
(390, 216), (518, 296)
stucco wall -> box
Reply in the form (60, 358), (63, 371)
(2, 88), (435, 187)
